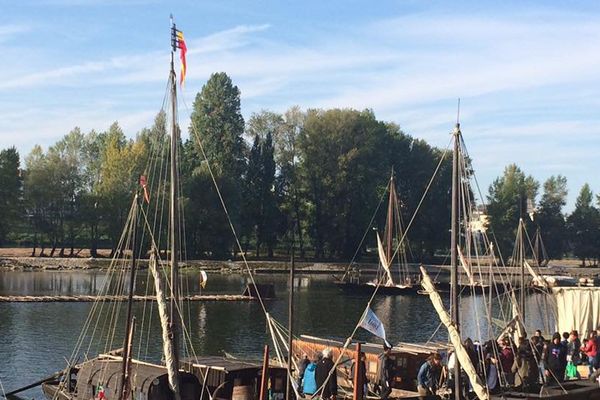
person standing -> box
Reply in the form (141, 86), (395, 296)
(499, 338), (515, 385)
(296, 353), (310, 394)
(544, 332), (567, 384)
(512, 337), (538, 391)
(568, 331), (581, 365)
(377, 344), (395, 400)
(583, 332), (597, 376)
(302, 360), (318, 396)
(315, 348), (337, 400)
(417, 353), (442, 399)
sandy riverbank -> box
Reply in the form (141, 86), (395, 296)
(0, 248), (597, 277)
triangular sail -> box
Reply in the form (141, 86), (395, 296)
(376, 232), (394, 286)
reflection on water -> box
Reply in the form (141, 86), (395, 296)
(0, 270), (553, 398)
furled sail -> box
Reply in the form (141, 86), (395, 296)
(524, 260), (546, 288)
(148, 250), (181, 400)
(420, 266), (489, 400)
(457, 246), (475, 286)
(376, 232), (394, 286)
(553, 287), (600, 338)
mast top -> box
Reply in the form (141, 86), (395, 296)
(453, 98), (461, 135)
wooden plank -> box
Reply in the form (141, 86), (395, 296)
(0, 294), (256, 302)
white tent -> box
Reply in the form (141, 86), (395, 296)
(553, 287), (600, 337)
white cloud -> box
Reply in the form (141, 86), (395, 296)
(2, 9), (599, 210)
(0, 24), (30, 43)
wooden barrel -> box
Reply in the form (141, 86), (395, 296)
(231, 385), (253, 400)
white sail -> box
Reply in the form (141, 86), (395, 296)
(524, 260), (547, 288)
(420, 266), (489, 400)
(553, 287), (600, 338)
(148, 251), (181, 400)
(457, 246), (475, 286)
(376, 232), (394, 286)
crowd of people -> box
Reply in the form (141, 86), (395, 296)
(295, 328), (599, 399)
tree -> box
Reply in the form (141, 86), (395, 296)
(297, 108), (400, 258)
(242, 133), (278, 257)
(536, 175), (568, 259)
(189, 72), (245, 178)
(96, 123), (147, 256)
(566, 184), (600, 266)
(23, 145), (54, 255)
(487, 164), (539, 255)
(49, 128), (86, 256)
(0, 147), (22, 245)
(185, 73), (246, 258)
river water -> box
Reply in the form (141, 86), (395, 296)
(0, 270), (553, 398)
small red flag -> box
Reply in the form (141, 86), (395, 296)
(139, 175), (150, 204)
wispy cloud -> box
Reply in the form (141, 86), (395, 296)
(1, 6), (599, 209)
(0, 24), (30, 43)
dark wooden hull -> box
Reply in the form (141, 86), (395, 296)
(41, 381), (71, 400)
(494, 380), (600, 399)
(334, 281), (422, 295)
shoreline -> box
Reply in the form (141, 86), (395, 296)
(1, 256), (600, 278)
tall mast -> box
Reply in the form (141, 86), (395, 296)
(451, 122), (461, 398)
(385, 170), (395, 263)
(286, 231), (295, 400)
(519, 219), (526, 325)
(169, 15), (181, 398)
(119, 197), (138, 400)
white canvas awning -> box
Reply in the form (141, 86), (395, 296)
(553, 287), (600, 338)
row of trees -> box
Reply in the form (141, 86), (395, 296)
(0, 72), (597, 263)
(487, 165), (600, 265)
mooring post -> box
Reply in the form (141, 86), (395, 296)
(353, 342), (363, 400)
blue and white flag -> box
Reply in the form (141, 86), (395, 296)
(359, 307), (391, 348)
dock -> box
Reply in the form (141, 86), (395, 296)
(0, 294), (256, 302)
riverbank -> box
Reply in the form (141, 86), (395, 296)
(1, 253), (600, 279)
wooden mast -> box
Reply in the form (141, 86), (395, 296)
(119, 198), (139, 400)
(519, 219), (526, 325)
(169, 15), (181, 400)
(451, 121), (462, 398)
(286, 232), (295, 400)
(385, 170), (395, 264)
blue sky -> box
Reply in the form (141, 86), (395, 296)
(1, 0), (599, 211)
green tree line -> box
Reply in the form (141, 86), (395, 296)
(0, 72), (597, 263)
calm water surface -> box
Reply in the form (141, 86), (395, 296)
(0, 270), (552, 398)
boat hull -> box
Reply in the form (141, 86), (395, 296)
(334, 281), (422, 295)
(495, 380), (600, 399)
(41, 381), (71, 400)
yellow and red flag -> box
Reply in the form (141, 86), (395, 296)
(176, 30), (187, 87)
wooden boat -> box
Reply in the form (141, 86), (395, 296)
(31, 18), (279, 400)
(181, 356), (288, 400)
(334, 279), (422, 295)
(336, 172), (423, 296)
(419, 121), (600, 400)
(293, 334), (450, 397)
(41, 354), (201, 400)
